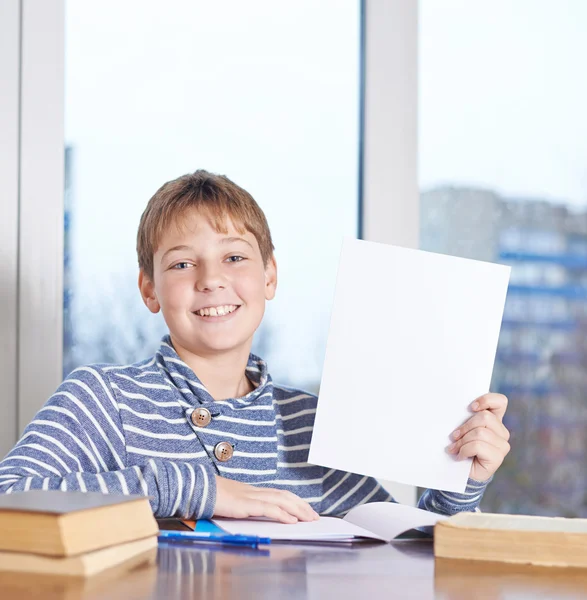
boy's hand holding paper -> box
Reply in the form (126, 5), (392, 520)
(448, 392), (510, 482)
(308, 239), (511, 493)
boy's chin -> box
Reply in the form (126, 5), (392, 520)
(178, 335), (253, 357)
(198, 343), (249, 355)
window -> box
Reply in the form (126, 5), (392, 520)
(420, 0), (587, 516)
(64, 0), (361, 392)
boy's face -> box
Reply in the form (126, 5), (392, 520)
(139, 209), (277, 359)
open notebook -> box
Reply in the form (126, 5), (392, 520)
(212, 502), (448, 543)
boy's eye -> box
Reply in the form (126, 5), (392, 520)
(226, 256), (244, 263)
(172, 262), (193, 270)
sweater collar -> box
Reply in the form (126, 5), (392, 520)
(155, 335), (272, 406)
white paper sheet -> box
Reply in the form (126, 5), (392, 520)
(212, 516), (387, 542)
(343, 502), (448, 540)
(213, 502), (448, 542)
(308, 239), (510, 493)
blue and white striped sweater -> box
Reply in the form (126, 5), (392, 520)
(0, 336), (488, 517)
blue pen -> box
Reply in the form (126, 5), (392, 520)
(158, 529), (271, 549)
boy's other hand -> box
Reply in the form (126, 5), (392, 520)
(214, 476), (320, 523)
(446, 393), (511, 482)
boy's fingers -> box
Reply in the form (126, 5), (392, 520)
(448, 426), (510, 457)
(456, 439), (508, 469)
(213, 478), (318, 523)
(276, 491), (318, 520)
(451, 410), (510, 442)
(247, 499), (298, 524)
(254, 490), (316, 521)
(258, 487), (319, 519)
(470, 393), (508, 421)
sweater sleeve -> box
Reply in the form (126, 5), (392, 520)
(0, 366), (217, 519)
(315, 471), (488, 517)
(418, 478), (490, 515)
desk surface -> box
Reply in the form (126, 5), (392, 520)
(2, 540), (587, 599)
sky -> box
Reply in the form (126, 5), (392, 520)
(64, 0), (587, 382)
(420, 0), (587, 206)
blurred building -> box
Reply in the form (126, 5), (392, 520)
(422, 187), (587, 517)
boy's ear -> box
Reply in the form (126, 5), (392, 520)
(264, 255), (278, 301)
(138, 270), (161, 314)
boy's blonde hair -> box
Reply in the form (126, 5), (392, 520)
(137, 169), (275, 280)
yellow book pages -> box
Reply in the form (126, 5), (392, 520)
(434, 512), (587, 568)
(0, 535), (157, 577)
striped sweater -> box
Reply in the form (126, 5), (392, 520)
(0, 336), (488, 517)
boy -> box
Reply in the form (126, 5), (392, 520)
(0, 170), (510, 522)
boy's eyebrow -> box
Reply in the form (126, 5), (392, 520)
(220, 236), (254, 249)
(160, 245), (193, 263)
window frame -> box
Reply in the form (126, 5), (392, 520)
(360, 0), (418, 505)
(0, 0), (20, 458)
(17, 0), (65, 433)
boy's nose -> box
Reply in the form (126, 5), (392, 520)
(195, 265), (226, 292)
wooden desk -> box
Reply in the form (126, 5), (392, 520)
(2, 540), (587, 599)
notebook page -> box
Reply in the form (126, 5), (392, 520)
(343, 502), (448, 540)
(212, 516), (387, 542)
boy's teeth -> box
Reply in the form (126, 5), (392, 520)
(197, 305), (237, 317)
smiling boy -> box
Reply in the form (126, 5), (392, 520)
(0, 170), (511, 521)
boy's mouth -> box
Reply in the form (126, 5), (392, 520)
(193, 304), (240, 318)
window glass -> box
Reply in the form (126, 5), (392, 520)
(420, 0), (587, 516)
(64, 0), (361, 393)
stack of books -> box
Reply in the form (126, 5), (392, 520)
(0, 491), (159, 577)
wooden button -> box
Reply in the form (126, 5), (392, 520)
(191, 407), (212, 428)
(214, 442), (234, 462)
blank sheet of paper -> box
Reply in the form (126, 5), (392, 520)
(308, 239), (511, 493)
